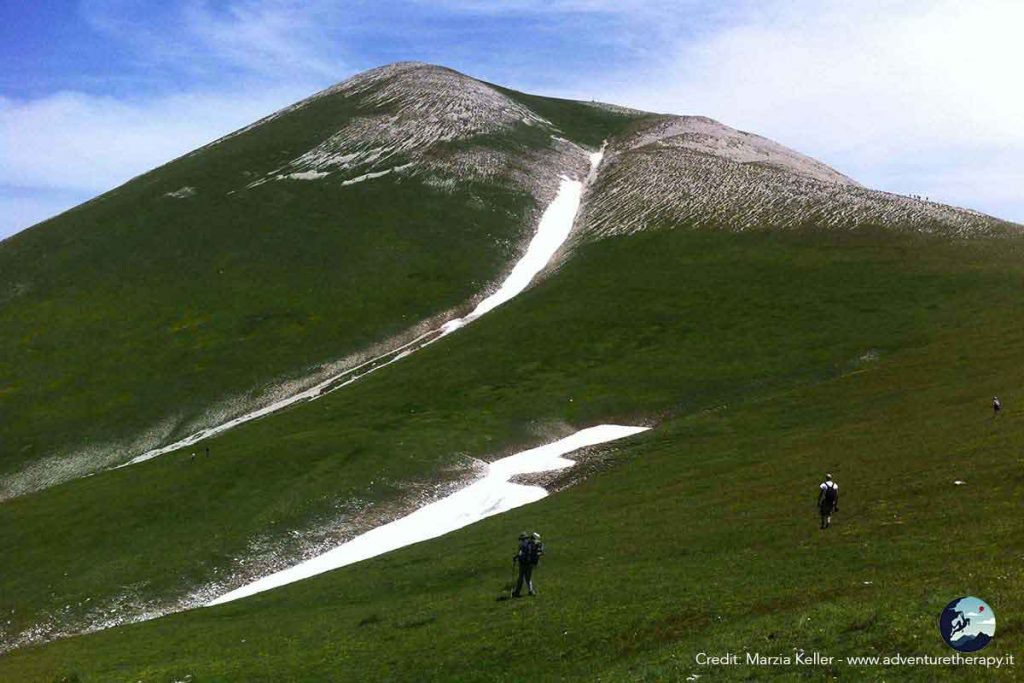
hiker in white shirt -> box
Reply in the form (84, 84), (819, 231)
(818, 474), (839, 530)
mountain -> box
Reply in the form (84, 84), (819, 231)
(0, 62), (638, 499)
(950, 631), (993, 652)
(1, 63), (1021, 680)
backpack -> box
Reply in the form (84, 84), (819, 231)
(516, 539), (531, 563)
(823, 482), (838, 505)
(527, 540), (544, 565)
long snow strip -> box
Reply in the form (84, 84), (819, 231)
(442, 148), (603, 334)
(340, 163), (414, 186)
(120, 149), (603, 469)
(208, 424), (647, 605)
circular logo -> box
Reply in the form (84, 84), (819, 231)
(938, 596), (996, 652)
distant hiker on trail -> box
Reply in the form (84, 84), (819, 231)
(818, 474), (839, 530)
(993, 396), (1002, 418)
(512, 532), (544, 597)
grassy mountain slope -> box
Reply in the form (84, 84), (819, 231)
(491, 84), (654, 148)
(0, 63), (618, 498)
(0, 69), (649, 649)
(3, 63), (1022, 680)
(3, 226), (1023, 680)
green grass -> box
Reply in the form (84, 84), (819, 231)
(3, 226), (1023, 680)
(0, 75), (644, 481)
(493, 84), (654, 148)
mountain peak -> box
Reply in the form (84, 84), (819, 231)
(324, 60), (463, 95)
(238, 60), (590, 207)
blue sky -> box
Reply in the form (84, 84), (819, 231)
(2, 0), (1023, 239)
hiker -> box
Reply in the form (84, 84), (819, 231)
(512, 532), (544, 597)
(993, 396), (1002, 418)
(818, 474), (839, 530)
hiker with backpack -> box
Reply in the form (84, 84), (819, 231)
(818, 474), (839, 530)
(993, 396), (1002, 418)
(512, 531), (544, 597)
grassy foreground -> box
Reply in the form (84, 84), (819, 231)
(2, 226), (1022, 680)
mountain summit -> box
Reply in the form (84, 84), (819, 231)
(234, 62), (590, 202)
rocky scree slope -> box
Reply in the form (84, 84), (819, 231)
(575, 115), (1017, 241)
(242, 61), (589, 202)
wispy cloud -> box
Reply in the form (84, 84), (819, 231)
(0, 84), (319, 238)
(589, 0), (1024, 221)
(1, 87), (315, 193)
(80, 0), (348, 83)
(181, 1), (345, 80)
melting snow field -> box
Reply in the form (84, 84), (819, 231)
(441, 147), (603, 335)
(208, 424), (647, 605)
(441, 177), (580, 334)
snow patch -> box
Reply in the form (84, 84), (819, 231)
(164, 186), (196, 199)
(284, 170), (330, 181)
(208, 425), (648, 605)
(441, 175), (582, 334)
(441, 145), (603, 335)
(340, 163), (414, 186)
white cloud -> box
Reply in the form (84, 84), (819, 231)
(0, 84), (322, 238)
(593, 0), (1024, 221)
(0, 86), (316, 193)
(81, 0), (347, 82)
(181, 1), (344, 80)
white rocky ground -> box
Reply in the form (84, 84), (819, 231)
(245, 62), (589, 202)
(575, 115), (1016, 241)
